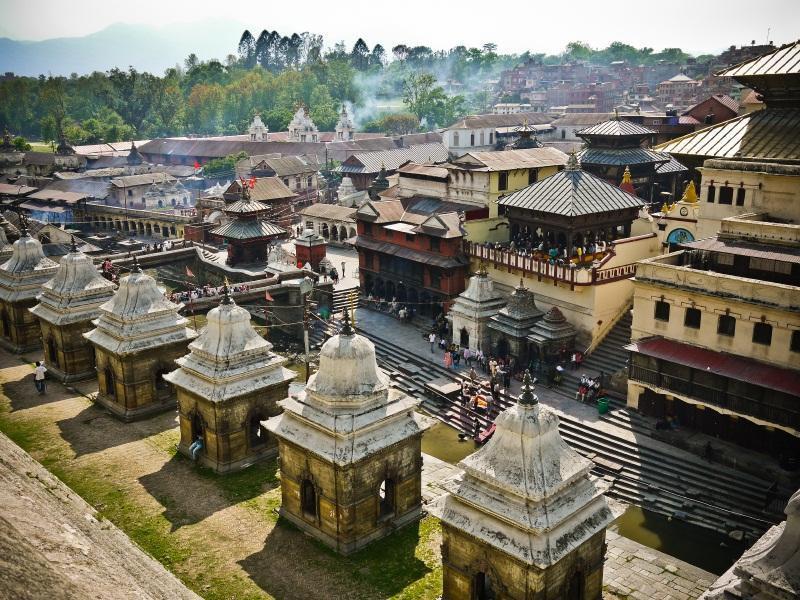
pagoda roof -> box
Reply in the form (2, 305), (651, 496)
(0, 234), (59, 302)
(224, 199), (271, 214)
(499, 159), (645, 217)
(210, 220), (286, 241)
(578, 147), (670, 167)
(577, 119), (656, 138)
(654, 108), (800, 161)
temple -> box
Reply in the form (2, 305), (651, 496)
(85, 258), (198, 421)
(248, 114), (269, 142)
(486, 278), (544, 362)
(0, 224), (58, 353)
(29, 239), (116, 382)
(335, 104), (354, 142)
(265, 312), (434, 555)
(287, 105), (319, 142)
(164, 286), (295, 473)
(433, 372), (613, 599)
(448, 266), (507, 352)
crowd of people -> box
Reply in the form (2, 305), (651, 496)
(169, 283), (251, 303)
(366, 294), (416, 323)
(478, 232), (611, 266)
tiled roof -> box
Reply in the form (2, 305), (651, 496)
(337, 143), (448, 174)
(27, 190), (87, 204)
(499, 167), (645, 217)
(655, 155), (689, 174)
(578, 147), (670, 167)
(446, 112), (554, 130)
(626, 336), (800, 397)
(715, 39), (800, 77)
(452, 147), (568, 171)
(576, 120), (656, 137)
(397, 162), (450, 179)
(551, 113), (614, 127)
(210, 219), (286, 240)
(654, 108), (800, 161)
(249, 155), (319, 176)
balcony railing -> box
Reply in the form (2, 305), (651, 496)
(466, 242), (636, 287)
(83, 203), (198, 223)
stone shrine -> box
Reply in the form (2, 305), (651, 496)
(84, 258), (198, 421)
(433, 372), (613, 600)
(0, 226), (58, 353)
(335, 104), (354, 142)
(294, 228), (327, 271)
(164, 286), (294, 473)
(487, 279), (544, 361)
(287, 105), (319, 143)
(265, 312), (434, 555)
(30, 239), (116, 382)
(448, 266), (506, 352)
(248, 114), (269, 141)
(527, 306), (577, 367)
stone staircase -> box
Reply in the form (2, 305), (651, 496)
(562, 308), (632, 397)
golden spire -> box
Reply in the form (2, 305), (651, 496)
(621, 165), (632, 185)
(660, 201), (670, 214)
(680, 180), (698, 204)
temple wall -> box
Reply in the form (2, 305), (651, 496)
(37, 319), (97, 382)
(0, 298), (42, 353)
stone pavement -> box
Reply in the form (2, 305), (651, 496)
(420, 453), (716, 600)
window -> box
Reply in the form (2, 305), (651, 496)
(405, 233), (414, 242)
(429, 269), (441, 289)
(561, 129), (566, 139)
(127, 189), (133, 197)
(498, 172), (508, 190)
(528, 169), (538, 185)
(301, 479), (317, 519)
(363, 222), (372, 235)
(654, 300), (670, 322)
(283, 178), (289, 187)
(430, 237), (440, 252)
(715, 252), (734, 266)
(378, 479), (395, 518)
(307, 175), (313, 187)
(707, 185), (716, 203)
(736, 188), (745, 206)
(753, 322), (772, 345)
(453, 132), (459, 146)
(791, 330), (800, 353)
(470, 133), (475, 146)
(718, 186), (733, 205)
(295, 176), (301, 189)
(684, 307), (701, 329)
(489, 132), (493, 144)
(479, 131), (485, 145)
(718, 314), (736, 337)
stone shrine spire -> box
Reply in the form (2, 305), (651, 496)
(335, 104), (354, 142)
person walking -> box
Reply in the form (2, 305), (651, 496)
(443, 350), (452, 370)
(33, 361), (47, 395)
(429, 332), (436, 353)
(503, 367), (511, 391)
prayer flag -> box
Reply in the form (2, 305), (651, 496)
(185, 266), (194, 278)
(265, 289), (274, 302)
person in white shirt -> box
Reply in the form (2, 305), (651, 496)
(429, 332), (436, 353)
(34, 361), (47, 394)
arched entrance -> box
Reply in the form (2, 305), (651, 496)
(103, 366), (115, 397)
(0, 309), (9, 338)
(47, 337), (59, 367)
(248, 410), (269, 449)
(301, 479), (317, 519)
(339, 225), (347, 241)
(331, 226), (339, 242)
(321, 223), (329, 239)
(397, 283), (407, 303)
(496, 337), (510, 358)
(460, 327), (469, 348)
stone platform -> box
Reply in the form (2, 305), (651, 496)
(420, 453), (716, 600)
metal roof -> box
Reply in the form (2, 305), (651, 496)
(355, 236), (468, 268)
(397, 162), (450, 179)
(452, 147), (568, 171)
(0, 184), (36, 197)
(446, 112), (554, 130)
(578, 147), (670, 167)
(223, 199), (272, 214)
(337, 143), (448, 174)
(654, 108), (800, 161)
(498, 167), (645, 217)
(551, 113), (614, 127)
(576, 120), (656, 137)
(210, 219), (286, 240)
(681, 237), (800, 265)
(715, 39), (800, 77)
(298, 203), (356, 222)
(626, 336), (800, 397)
(655, 155), (689, 174)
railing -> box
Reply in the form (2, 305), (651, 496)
(83, 203), (198, 223)
(466, 242), (637, 287)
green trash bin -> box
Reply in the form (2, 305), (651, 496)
(597, 397), (609, 415)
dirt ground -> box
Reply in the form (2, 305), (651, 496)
(0, 349), (442, 600)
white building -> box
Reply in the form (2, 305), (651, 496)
(287, 106), (319, 143)
(335, 105), (354, 142)
(492, 103), (532, 114)
(247, 114), (269, 142)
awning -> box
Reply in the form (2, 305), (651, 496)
(626, 337), (800, 397)
(19, 201), (68, 214)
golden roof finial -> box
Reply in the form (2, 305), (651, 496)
(621, 165), (632, 185)
(680, 180), (698, 204)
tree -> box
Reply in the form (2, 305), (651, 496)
(566, 41), (593, 61)
(309, 85), (338, 130)
(401, 72), (451, 125)
(370, 44), (386, 68)
(238, 30), (256, 68)
(380, 113), (419, 135)
(255, 30), (271, 70)
(12, 136), (31, 151)
(392, 44), (410, 62)
(351, 38), (370, 71)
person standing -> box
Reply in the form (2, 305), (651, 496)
(341, 261), (346, 278)
(503, 367), (511, 391)
(443, 350), (452, 370)
(34, 361), (47, 395)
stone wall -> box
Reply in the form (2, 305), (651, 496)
(37, 319), (97, 382)
(0, 299), (41, 353)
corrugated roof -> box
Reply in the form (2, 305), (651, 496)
(397, 162), (450, 179)
(0, 184), (36, 196)
(654, 108), (800, 161)
(681, 237), (800, 264)
(210, 219), (286, 240)
(626, 336), (800, 397)
(337, 143), (448, 174)
(27, 190), (86, 204)
(499, 167), (645, 217)
(551, 113), (614, 127)
(251, 155), (319, 176)
(655, 155), (689, 174)
(446, 112), (554, 130)
(110, 173), (174, 188)
(577, 120), (656, 137)
(578, 147), (670, 167)
(715, 39), (800, 77)
(226, 177), (295, 202)
(453, 147), (568, 171)
(298, 203), (356, 222)
(224, 199), (271, 214)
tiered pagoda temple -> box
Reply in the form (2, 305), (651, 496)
(486, 279), (543, 362)
(210, 183), (287, 266)
(266, 312), (434, 555)
(499, 153), (645, 261)
(85, 258), (198, 421)
(164, 286), (295, 473)
(0, 225), (58, 353)
(576, 118), (669, 203)
(30, 239), (116, 382)
(433, 372), (613, 600)
(448, 266), (507, 352)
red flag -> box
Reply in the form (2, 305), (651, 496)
(193, 160), (200, 169)
(185, 266), (194, 278)
(265, 289), (274, 302)
(297, 261), (303, 269)
(249, 177), (256, 189)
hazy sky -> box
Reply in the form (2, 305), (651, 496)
(1, 0), (798, 55)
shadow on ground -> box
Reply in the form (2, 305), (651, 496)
(239, 516), (430, 600)
(139, 454), (280, 532)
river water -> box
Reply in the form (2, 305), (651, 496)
(421, 421), (747, 575)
